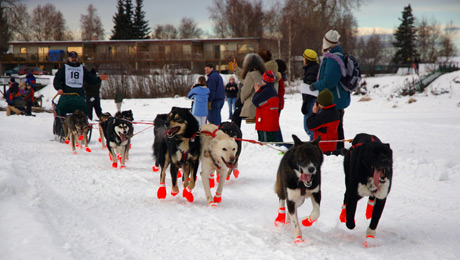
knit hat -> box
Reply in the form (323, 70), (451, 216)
(317, 89), (334, 107)
(262, 70), (276, 83)
(303, 49), (318, 63)
(68, 51), (78, 57)
(9, 77), (15, 84)
(322, 30), (340, 51)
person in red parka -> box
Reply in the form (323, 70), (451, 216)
(252, 70), (279, 142)
(306, 89), (340, 154)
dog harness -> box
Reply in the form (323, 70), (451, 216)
(350, 136), (376, 154)
(200, 128), (219, 138)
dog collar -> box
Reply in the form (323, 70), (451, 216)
(201, 128), (219, 138)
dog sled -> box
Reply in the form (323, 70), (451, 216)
(52, 93), (92, 143)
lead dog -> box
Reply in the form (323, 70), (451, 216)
(63, 109), (91, 154)
(103, 116), (133, 168)
(274, 135), (323, 243)
(153, 107), (200, 202)
(218, 121), (243, 181)
(340, 133), (393, 245)
(200, 123), (238, 207)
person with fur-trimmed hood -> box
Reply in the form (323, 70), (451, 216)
(252, 70), (279, 142)
(258, 48), (281, 92)
(307, 89), (340, 154)
(236, 53), (266, 123)
(310, 30), (350, 155)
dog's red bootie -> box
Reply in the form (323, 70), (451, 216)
(183, 187), (194, 202)
(64, 138), (69, 144)
(78, 135), (84, 141)
(171, 189), (179, 197)
(226, 173), (230, 181)
(98, 137), (102, 143)
(339, 204), (347, 223)
(214, 192), (222, 203)
(274, 207), (286, 226)
(301, 216), (316, 226)
(363, 235), (375, 248)
(208, 201), (217, 207)
(216, 173), (220, 184)
(233, 168), (240, 179)
(85, 147), (92, 153)
(152, 165), (160, 172)
(157, 183), (166, 199)
(209, 174), (215, 188)
(366, 199), (375, 219)
(294, 236), (303, 244)
(177, 168), (182, 178)
(112, 162), (118, 168)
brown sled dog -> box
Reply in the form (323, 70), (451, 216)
(63, 109), (91, 154)
(98, 112), (112, 149)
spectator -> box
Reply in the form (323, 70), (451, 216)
(84, 68), (103, 120)
(274, 59), (287, 145)
(5, 78), (23, 116)
(205, 63), (225, 125)
(300, 49), (320, 140)
(114, 89), (123, 112)
(228, 57), (238, 73)
(236, 53), (266, 123)
(258, 48), (281, 92)
(188, 76), (210, 127)
(225, 76), (238, 119)
(24, 82), (35, 116)
(53, 51), (105, 116)
(306, 89), (340, 155)
(252, 70), (279, 142)
(311, 30), (350, 155)
(26, 72), (36, 90)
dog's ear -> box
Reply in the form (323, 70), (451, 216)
(292, 135), (303, 146)
(311, 136), (321, 146)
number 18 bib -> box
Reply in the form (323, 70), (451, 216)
(65, 64), (84, 88)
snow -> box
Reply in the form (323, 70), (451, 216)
(1, 71), (460, 260)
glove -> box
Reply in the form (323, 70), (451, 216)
(309, 83), (316, 91)
(208, 102), (212, 110)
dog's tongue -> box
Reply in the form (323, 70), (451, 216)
(373, 168), (383, 189)
(300, 173), (311, 182)
(120, 134), (126, 142)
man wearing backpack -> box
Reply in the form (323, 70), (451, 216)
(310, 29), (350, 155)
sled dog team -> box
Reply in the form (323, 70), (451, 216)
(63, 106), (393, 245)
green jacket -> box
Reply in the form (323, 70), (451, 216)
(53, 61), (101, 98)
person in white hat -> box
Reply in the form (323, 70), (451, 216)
(309, 29), (351, 155)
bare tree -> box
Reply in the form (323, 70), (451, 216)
(178, 17), (203, 39)
(417, 16), (441, 62)
(80, 4), (104, 41)
(31, 4), (71, 41)
(152, 24), (178, 39)
(438, 21), (458, 60)
(355, 31), (385, 76)
(208, 0), (228, 37)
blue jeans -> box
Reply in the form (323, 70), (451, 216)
(208, 99), (224, 125)
(303, 98), (316, 141)
(227, 97), (237, 119)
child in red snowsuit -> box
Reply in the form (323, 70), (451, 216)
(252, 70), (279, 142)
(306, 89), (340, 154)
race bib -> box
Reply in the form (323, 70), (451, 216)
(65, 64), (84, 88)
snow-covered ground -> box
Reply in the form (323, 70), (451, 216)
(1, 71), (460, 260)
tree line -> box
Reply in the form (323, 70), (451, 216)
(0, 0), (458, 74)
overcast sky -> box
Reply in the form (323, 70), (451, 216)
(21, 0), (460, 45)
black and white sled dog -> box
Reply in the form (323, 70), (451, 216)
(63, 109), (91, 154)
(152, 107), (201, 202)
(274, 135), (323, 243)
(103, 116), (133, 169)
(115, 109), (134, 122)
(340, 133), (393, 245)
(98, 112), (112, 149)
(200, 123), (238, 207)
(218, 121), (243, 181)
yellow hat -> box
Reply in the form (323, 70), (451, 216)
(303, 49), (318, 62)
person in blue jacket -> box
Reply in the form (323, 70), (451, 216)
(310, 30), (350, 155)
(204, 63), (225, 125)
(188, 76), (210, 127)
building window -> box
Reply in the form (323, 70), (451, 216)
(20, 47), (27, 54)
(67, 47), (83, 56)
(129, 45), (136, 54)
(237, 44), (255, 54)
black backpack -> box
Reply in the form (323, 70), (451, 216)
(337, 54), (362, 92)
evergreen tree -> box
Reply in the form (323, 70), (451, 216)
(0, 4), (11, 54)
(132, 0), (150, 39)
(111, 0), (135, 39)
(393, 5), (419, 65)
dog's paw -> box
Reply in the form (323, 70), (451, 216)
(98, 138), (102, 143)
(301, 216), (316, 227)
(85, 147), (92, 153)
(294, 236), (303, 244)
(214, 192), (222, 203)
(157, 184), (166, 199)
(346, 221), (356, 230)
(78, 135), (84, 141)
(171, 189), (179, 197)
(233, 169), (240, 179)
(183, 187), (194, 202)
(177, 168), (182, 178)
(120, 164), (125, 169)
(362, 235), (377, 248)
(152, 166), (160, 172)
(112, 162), (117, 168)
(64, 139), (70, 144)
(274, 214), (286, 227)
(226, 174), (231, 181)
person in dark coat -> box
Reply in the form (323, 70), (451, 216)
(5, 78), (23, 116)
(53, 51), (104, 116)
(24, 82), (35, 116)
(84, 68), (103, 120)
(225, 76), (238, 119)
(306, 89), (340, 155)
(301, 49), (320, 140)
(252, 70), (279, 142)
(205, 63), (225, 125)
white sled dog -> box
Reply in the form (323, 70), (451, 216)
(200, 123), (238, 207)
